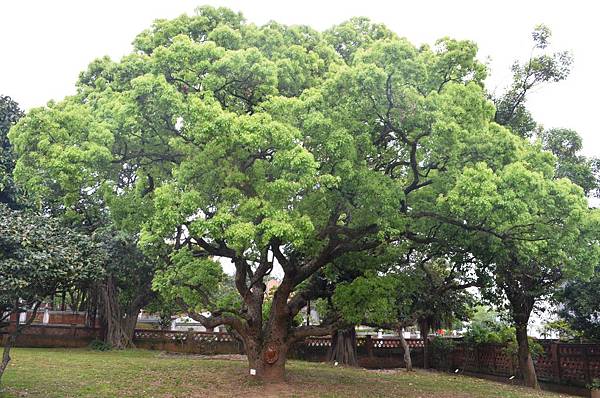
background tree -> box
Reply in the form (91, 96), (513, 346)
(492, 27), (599, 200)
(541, 128), (599, 196)
(555, 266), (600, 341)
(334, 253), (475, 370)
(94, 228), (160, 348)
(0, 95), (24, 209)
(492, 24), (572, 139)
(0, 205), (105, 382)
(438, 160), (600, 388)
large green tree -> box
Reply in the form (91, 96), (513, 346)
(9, 7), (592, 383)
(437, 160), (600, 388)
(0, 205), (105, 382)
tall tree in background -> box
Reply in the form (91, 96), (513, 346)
(7, 92), (163, 349)
(0, 95), (24, 209)
(95, 228), (160, 348)
(438, 160), (600, 388)
(492, 24), (572, 139)
(492, 26), (599, 197)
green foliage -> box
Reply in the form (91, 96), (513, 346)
(588, 379), (600, 391)
(0, 95), (24, 208)
(541, 128), (599, 196)
(88, 339), (112, 351)
(430, 336), (456, 369)
(556, 266), (600, 341)
(540, 319), (582, 341)
(463, 307), (543, 359)
(152, 250), (234, 313)
(0, 204), (105, 317)
(463, 307), (515, 345)
(333, 273), (400, 325)
(493, 25), (572, 138)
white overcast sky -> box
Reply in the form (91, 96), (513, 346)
(1, 0), (597, 157)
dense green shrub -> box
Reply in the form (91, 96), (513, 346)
(88, 339), (112, 351)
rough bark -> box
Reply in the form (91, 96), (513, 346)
(99, 275), (149, 349)
(246, 337), (289, 382)
(328, 326), (358, 366)
(0, 332), (16, 383)
(515, 322), (540, 389)
(397, 327), (413, 371)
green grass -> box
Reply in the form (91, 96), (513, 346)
(0, 348), (573, 397)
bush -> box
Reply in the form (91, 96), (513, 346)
(430, 337), (456, 370)
(503, 337), (544, 360)
(463, 307), (543, 359)
(88, 339), (111, 351)
(463, 322), (514, 345)
(588, 378), (600, 390)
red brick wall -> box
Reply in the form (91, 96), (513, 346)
(8, 311), (97, 326)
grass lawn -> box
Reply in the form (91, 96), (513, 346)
(0, 348), (575, 398)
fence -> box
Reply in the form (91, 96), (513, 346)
(132, 329), (243, 355)
(292, 336), (425, 368)
(3, 324), (600, 388)
(444, 342), (600, 387)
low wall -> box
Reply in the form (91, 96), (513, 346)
(132, 329), (243, 355)
(442, 342), (600, 387)
(3, 325), (600, 388)
(8, 310), (94, 326)
(1, 324), (100, 348)
(291, 336), (425, 368)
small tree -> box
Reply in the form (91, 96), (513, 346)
(0, 205), (105, 382)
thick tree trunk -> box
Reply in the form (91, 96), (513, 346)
(328, 326), (358, 366)
(99, 276), (143, 349)
(246, 339), (288, 382)
(515, 322), (539, 389)
(420, 319), (431, 369)
(398, 328), (413, 371)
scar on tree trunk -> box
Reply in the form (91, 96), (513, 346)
(246, 339), (289, 382)
(515, 322), (540, 389)
(328, 326), (358, 366)
(0, 302), (41, 383)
